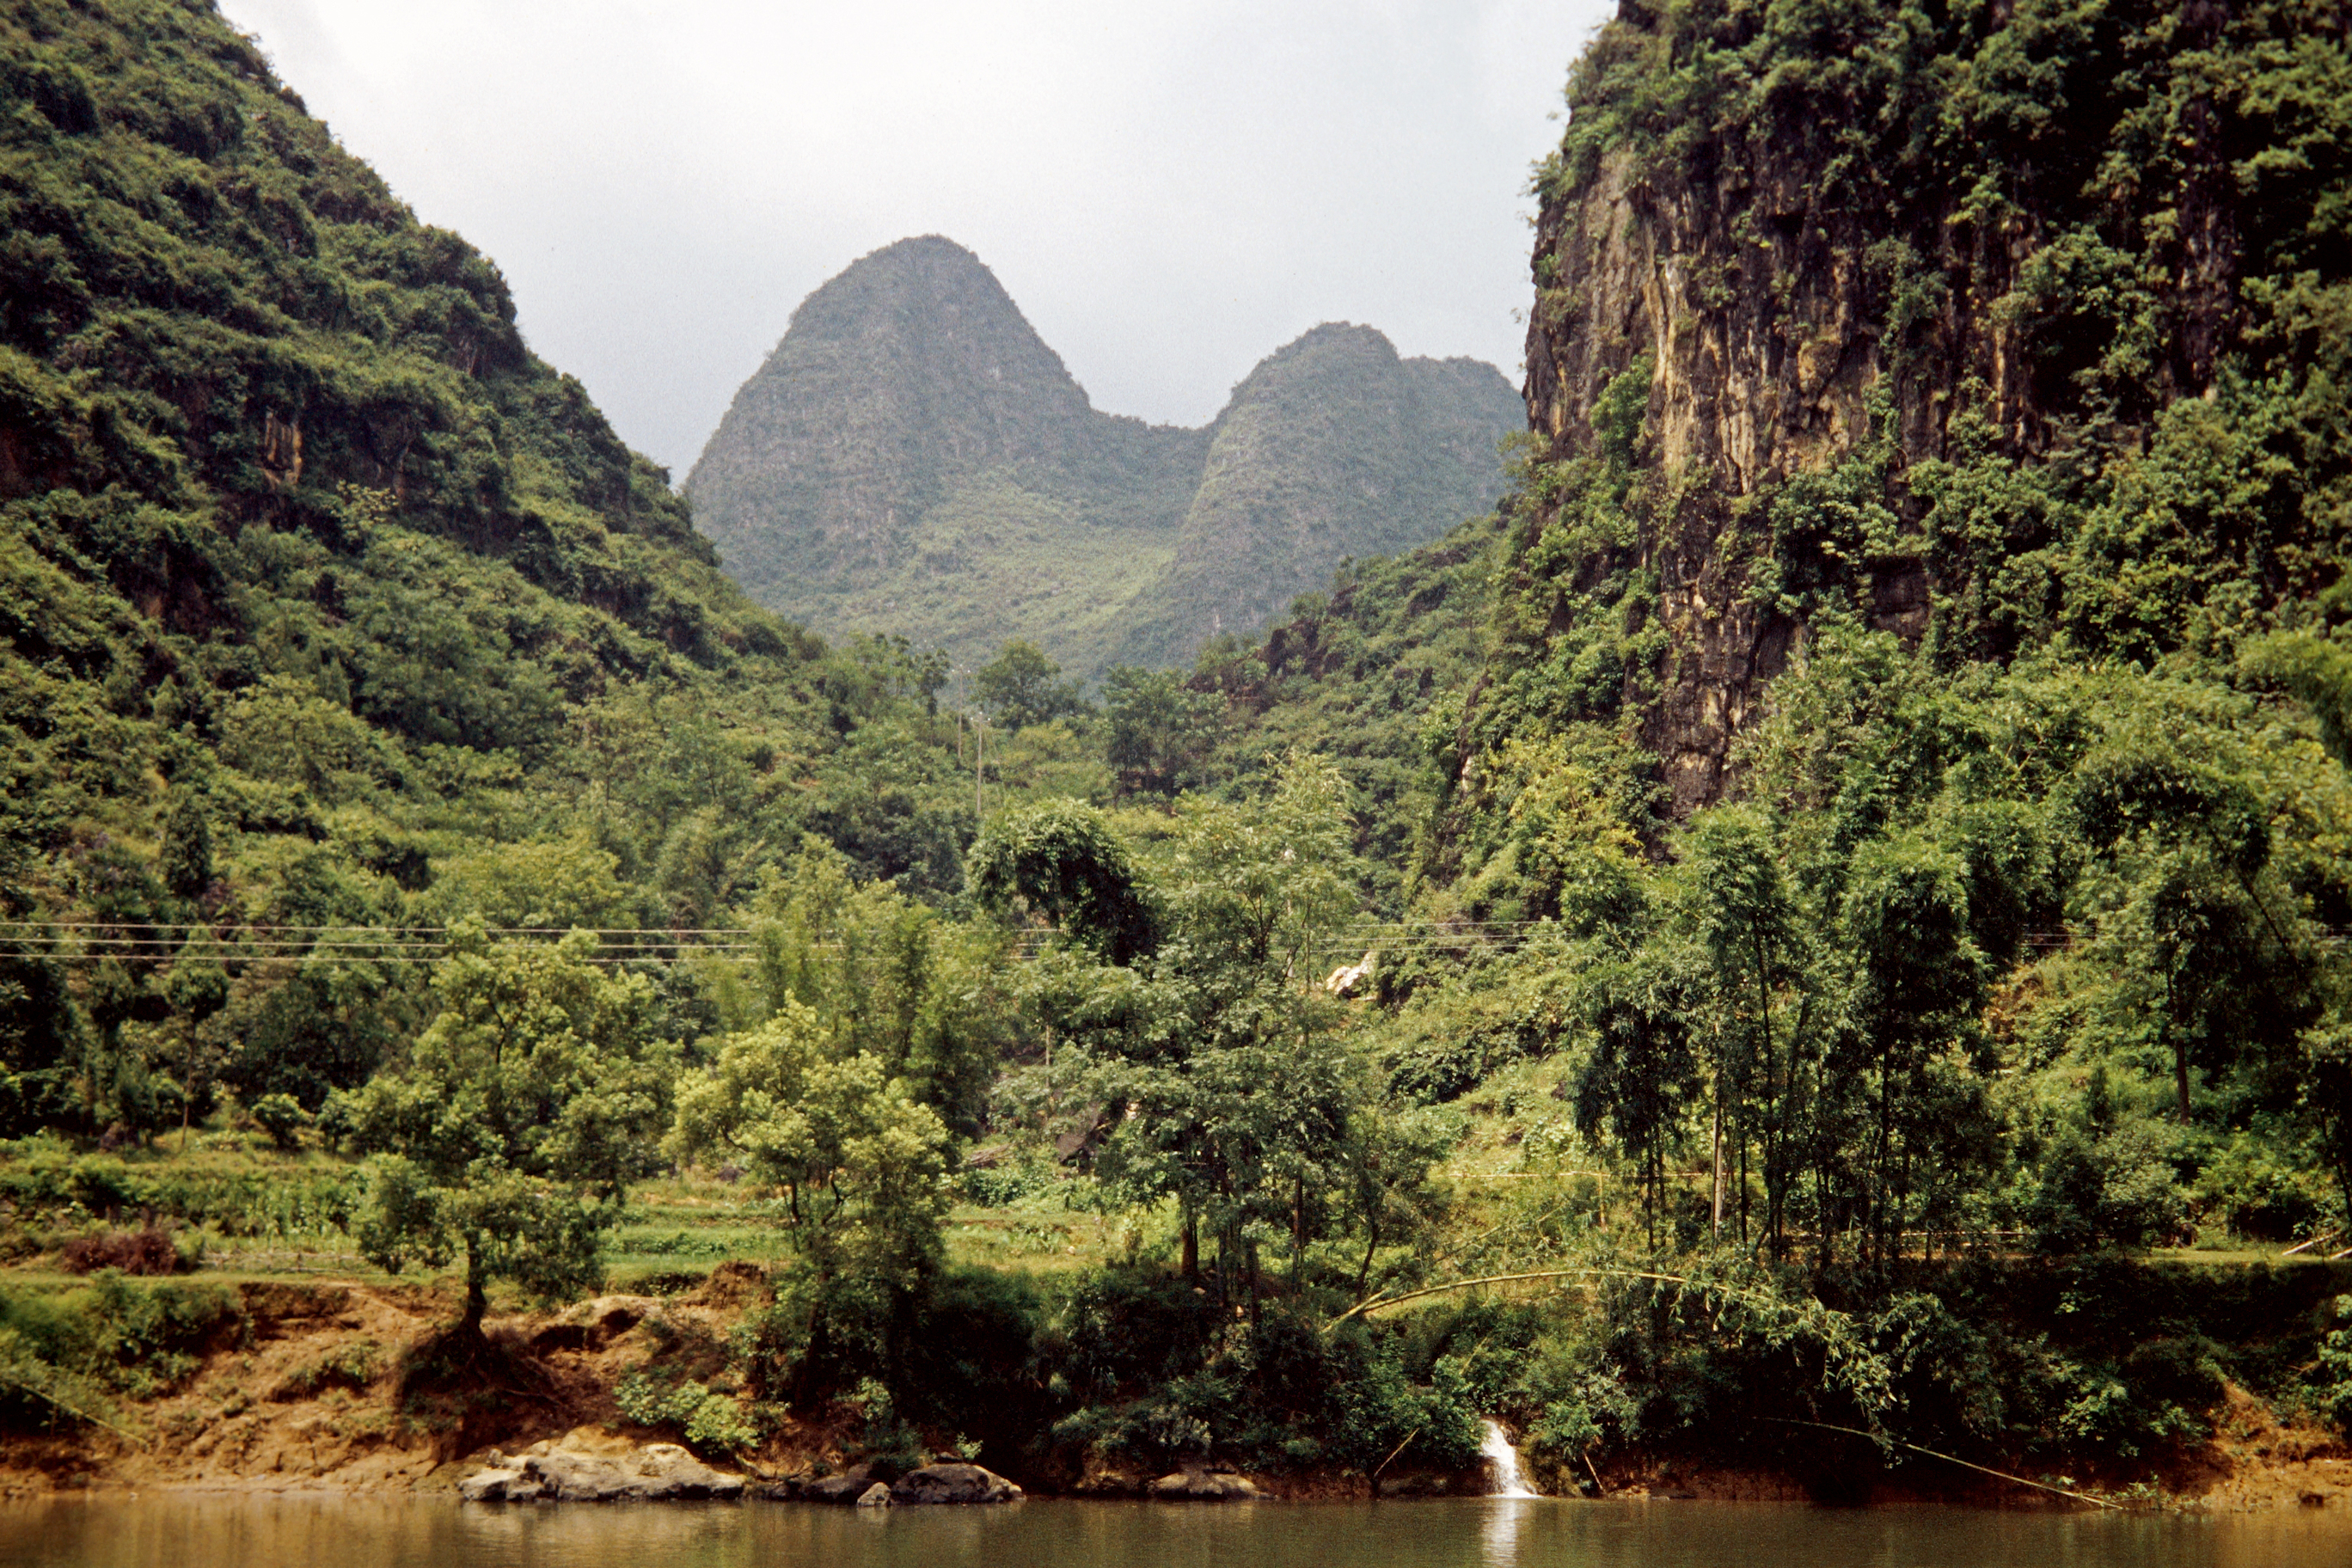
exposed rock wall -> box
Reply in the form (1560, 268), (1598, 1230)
(1519, 0), (2274, 811)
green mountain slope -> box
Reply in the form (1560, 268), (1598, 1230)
(1177, 0), (2352, 1193)
(1106, 324), (1522, 670)
(685, 239), (1521, 681)
(0, 0), (1082, 1131)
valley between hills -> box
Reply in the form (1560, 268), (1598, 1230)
(3, 0), (2352, 1519)
(685, 235), (1522, 682)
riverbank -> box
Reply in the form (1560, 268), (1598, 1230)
(1, 1265), (2345, 1512)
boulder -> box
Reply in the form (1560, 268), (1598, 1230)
(458, 1429), (744, 1502)
(802, 1464), (878, 1504)
(1149, 1468), (1259, 1501)
(890, 1462), (1025, 1504)
(1323, 951), (1376, 996)
(855, 1482), (894, 1507)
(460, 1469), (543, 1502)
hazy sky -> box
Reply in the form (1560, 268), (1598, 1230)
(214, 1), (1614, 480)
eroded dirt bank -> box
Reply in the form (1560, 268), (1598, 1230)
(2, 1268), (2345, 1512)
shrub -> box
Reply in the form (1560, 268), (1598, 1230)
(248, 1093), (308, 1150)
(58, 1227), (181, 1276)
(2313, 1296), (2352, 1433)
(614, 1368), (758, 1456)
(0, 1275), (245, 1407)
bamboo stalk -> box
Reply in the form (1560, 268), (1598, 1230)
(1332, 1267), (1693, 1325)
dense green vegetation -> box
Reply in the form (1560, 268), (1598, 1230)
(686, 241), (1521, 682)
(0, 0), (1113, 1147)
(9, 0), (2352, 1501)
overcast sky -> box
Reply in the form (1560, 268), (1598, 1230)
(214, 0), (1614, 480)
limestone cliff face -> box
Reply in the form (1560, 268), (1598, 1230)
(1526, 138), (1928, 811)
(1520, 0), (2268, 812)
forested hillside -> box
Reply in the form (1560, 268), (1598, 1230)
(9, 0), (2352, 1508)
(686, 238), (1522, 680)
(1097, 0), (2352, 1488)
(1189, 0), (2352, 1182)
(0, 0), (1076, 1139)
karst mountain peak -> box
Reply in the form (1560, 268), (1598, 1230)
(686, 236), (1522, 680)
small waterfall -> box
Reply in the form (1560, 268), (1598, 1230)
(1479, 1419), (1540, 1498)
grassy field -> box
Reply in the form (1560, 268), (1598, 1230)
(3, 1111), (2340, 1320)
(0, 1127), (1146, 1314)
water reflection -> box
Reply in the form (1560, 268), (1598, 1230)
(1480, 1495), (1543, 1566)
(0, 1494), (2346, 1568)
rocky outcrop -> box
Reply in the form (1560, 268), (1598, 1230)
(457, 1430), (744, 1502)
(890, 1462), (1026, 1504)
(798, 1465), (888, 1504)
(761, 1460), (1023, 1505)
(1516, 0), (2277, 812)
(1148, 1467), (1261, 1500)
(1323, 952), (1375, 996)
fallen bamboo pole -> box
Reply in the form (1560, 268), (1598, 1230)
(1764, 1418), (2119, 1510)
(1332, 1267), (1694, 1325)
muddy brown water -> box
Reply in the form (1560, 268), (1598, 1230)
(0, 1495), (2347, 1567)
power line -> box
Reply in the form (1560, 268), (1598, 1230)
(7, 918), (2346, 970)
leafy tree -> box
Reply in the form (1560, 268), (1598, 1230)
(222, 959), (408, 1112)
(340, 930), (677, 1332)
(1092, 753), (1363, 1288)
(973, 640), (1089, 733)
(1572, 945), (1702, 1247)
(2067, 744), (2291, 1120)
(968, 800), (1159, 965)
(742, 841), (1014, 1136)
(2244, 625), (2352, 1219)
(425, 835), (634, 933)
(1102, 665), (1218, 799)
(156, 790), (213, 904)
(1332, 1099), (1457, 1297)
(2243, 628), (2352, 774)
(158, 933), (229, 1148)
(0, 950), (80, 1137)
(665, 1001), (954, 1391)
(1681, 806), (1814, 1247)
(1828, 832), (1996, 1261)
(667, 1001), (952, 1271)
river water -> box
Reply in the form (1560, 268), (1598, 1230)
(2, 1496), (2348, 1568)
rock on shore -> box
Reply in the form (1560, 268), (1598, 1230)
(890, 1462), (1025, 1504)
(458, 1429), (744, 1502)
(1149, 1467), (1260, 1500)
(770, 1460), (1025, 1504)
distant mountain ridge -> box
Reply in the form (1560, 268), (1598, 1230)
(686, 237), (1521, 679)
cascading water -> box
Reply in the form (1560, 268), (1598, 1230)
(1479, 1419), (1540, 1498)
